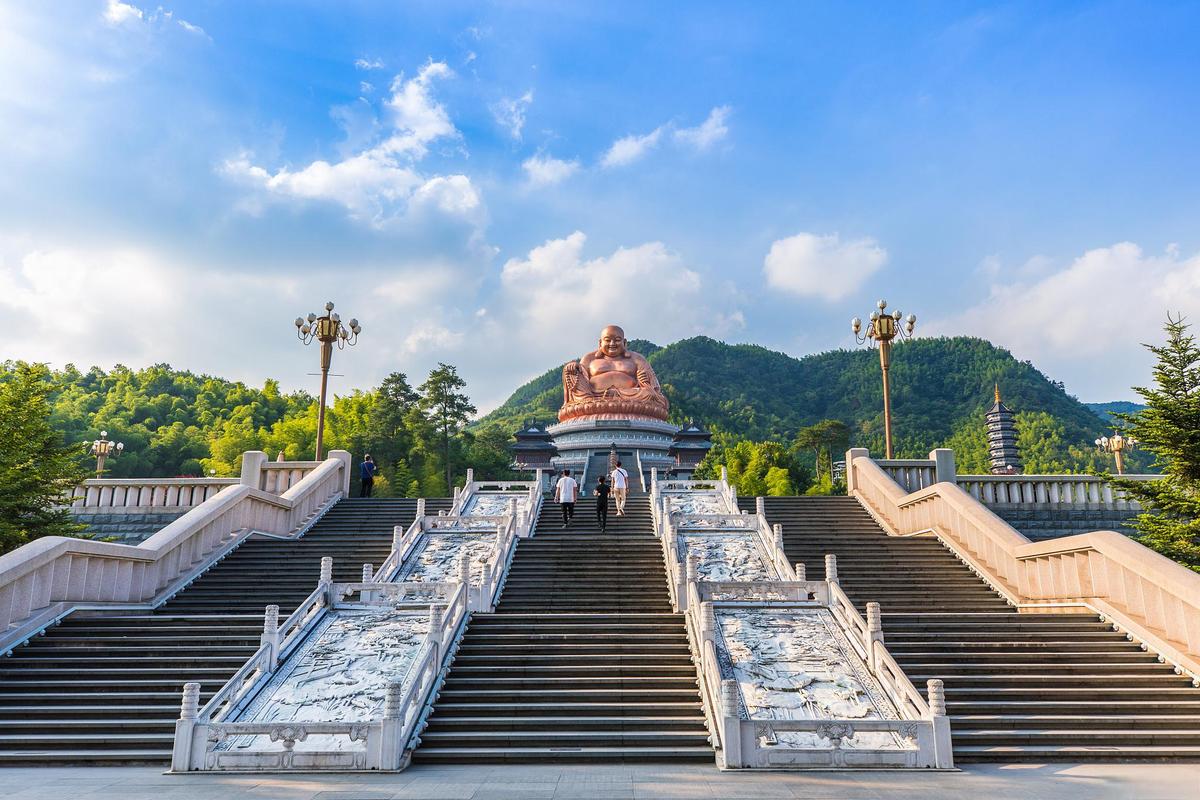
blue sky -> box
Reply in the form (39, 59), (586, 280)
(2, 1), (1198, 411)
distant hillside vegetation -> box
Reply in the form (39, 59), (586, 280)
(479, 335), (1126, 469)
(1086, 401), (1147, 424)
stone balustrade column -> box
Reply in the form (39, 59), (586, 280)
(720, 677), (743, 767)
(383, 680), (403, 720)
(262, 604), (281, 666)
(700, 601), (716, 641)
(465, 468), (474, 486)
(927, 678), (946, 716)
(824, 554), (838, 584)
(428, 604), (445, 659)
(755, 496), (765, 516)
(720, 466), (728, 483)
(866, 601), (884, 669)
(794, 562), (806, 581)
(180, 681), (200, 720)
(686, 553), (700, 585)
(458, 549), (472, 587)
(319, 556), (334, 606)
(416, 498), (426, 520)
(772, 523), (784, 553)
(508, 497), (519, 530)
(393, 525), (405, 552)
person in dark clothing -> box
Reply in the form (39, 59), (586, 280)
(359, 454), (377, 498)
(595, 475), (610, 531)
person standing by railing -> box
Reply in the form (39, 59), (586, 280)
(359, 454), (377, 498)
(611, 460), (629, 516)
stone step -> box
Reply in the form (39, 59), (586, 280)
(413, 745), (714, 763)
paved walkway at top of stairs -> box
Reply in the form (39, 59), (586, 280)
(414, 494), (711, 763)
(0, 762), (1196, 800)
(0, 497), (451, 766)
(742, 494), (1200, 763)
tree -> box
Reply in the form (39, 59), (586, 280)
(793, 419), (850, 484)
(0, 363), (89, 554)
(368, 372), (419, 476)
(419, 364), (477, 492)
(1113, 316), (1200, 570)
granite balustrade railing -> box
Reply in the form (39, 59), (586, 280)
(652, 478), (952, 768)
(70, 478), (239, 511)
(0, 450), (351, 655)
(449, 469), (543, 528)
(876, 452), (1156, 510)
(849, 448), (1200, 681)
(375, 511), (520, 613)
(173, 569), (469, 772)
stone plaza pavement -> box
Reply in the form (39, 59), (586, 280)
(0, 763), (1197, 800)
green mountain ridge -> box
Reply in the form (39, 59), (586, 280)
(479, 335), (1127, 469)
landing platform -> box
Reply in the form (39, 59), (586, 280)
(1, 763), (1195, 799)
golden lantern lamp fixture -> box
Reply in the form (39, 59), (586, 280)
(852, 299), (917, 459)
(1096, 433), (1136, 475)
(294, 301), (362, 460)
(89, 430), (124, 478)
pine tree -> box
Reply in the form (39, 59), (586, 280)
(419, 364), (476, 492)
(0, 363), (89, 554)
(1114, 316), (1200, 570)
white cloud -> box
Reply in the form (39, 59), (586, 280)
(176, 19), (208, 38)
(378, 61), (458, 158)
(490, 90), (534, 140)
(359, 81), (374, 94)
(674, 105), (731, 151)
(355, 58), (384, 70)
(221, 60), (477, 227)
(763, 232), (887, 301)
(496, 232), (741, 361)
(932, 242), (1200, 398)
(103, 1), (143, 25)
(601, 126), (665, 168)
(522, 153), (580, 187)
(403, 323), (465, 354)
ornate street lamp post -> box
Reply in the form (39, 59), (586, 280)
(89, 431), (124, 478)
(852, 299), (916, 459)
(1096, 433), (1136, 475)
(295, 302), (362, 460)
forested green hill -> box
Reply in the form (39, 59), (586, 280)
(480, 335), (1134, 472)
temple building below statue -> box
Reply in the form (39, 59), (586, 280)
(521, 324), (710, 488)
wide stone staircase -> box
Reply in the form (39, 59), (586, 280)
(415, 493), (712, 762)
(743, 495), (1200, 761)
(0, 497), (449, 765)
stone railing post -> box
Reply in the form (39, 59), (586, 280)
(416, 498), (426, 520)
(824, 554), (838, 584)
(700, 601), (716, 644)
(376, 679), (405, 771)
(428, 603), (445, 659)
(755, 496), (765, 517)
(845, 448), (869, 493)
(261, 604), (281, 667)
(319, 556), (334, 606)
(360, 563), (373, 601)
(329, 450), (352, 495)
(239, 451), (268, 489)
(772, 523), (784, 553)
(465, 468), (475, 486)
(535, 468), (544, 492)
(930, 449), (957, 485)
(866, 601), (884, 670)
(720, 678), (743, 768)
(508, 497), (519, 531)
(172, 682), (201, 772)
(686, 553), (700, 585)
(927, 678), (953, 768)
(393, 525), (405, 553)
(720, 466), (728, 483)
(794, 562), (806, 581)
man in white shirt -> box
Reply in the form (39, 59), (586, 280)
(611, 460), (629, 516)
(554, 469), (579, 528)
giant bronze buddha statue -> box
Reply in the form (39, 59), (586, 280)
(559, 325), (669, 422)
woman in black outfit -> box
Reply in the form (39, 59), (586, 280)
(595, 475), (610, 532)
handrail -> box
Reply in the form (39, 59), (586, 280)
(850, 451), (1200, 680)
(0, 452), (348, 653)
